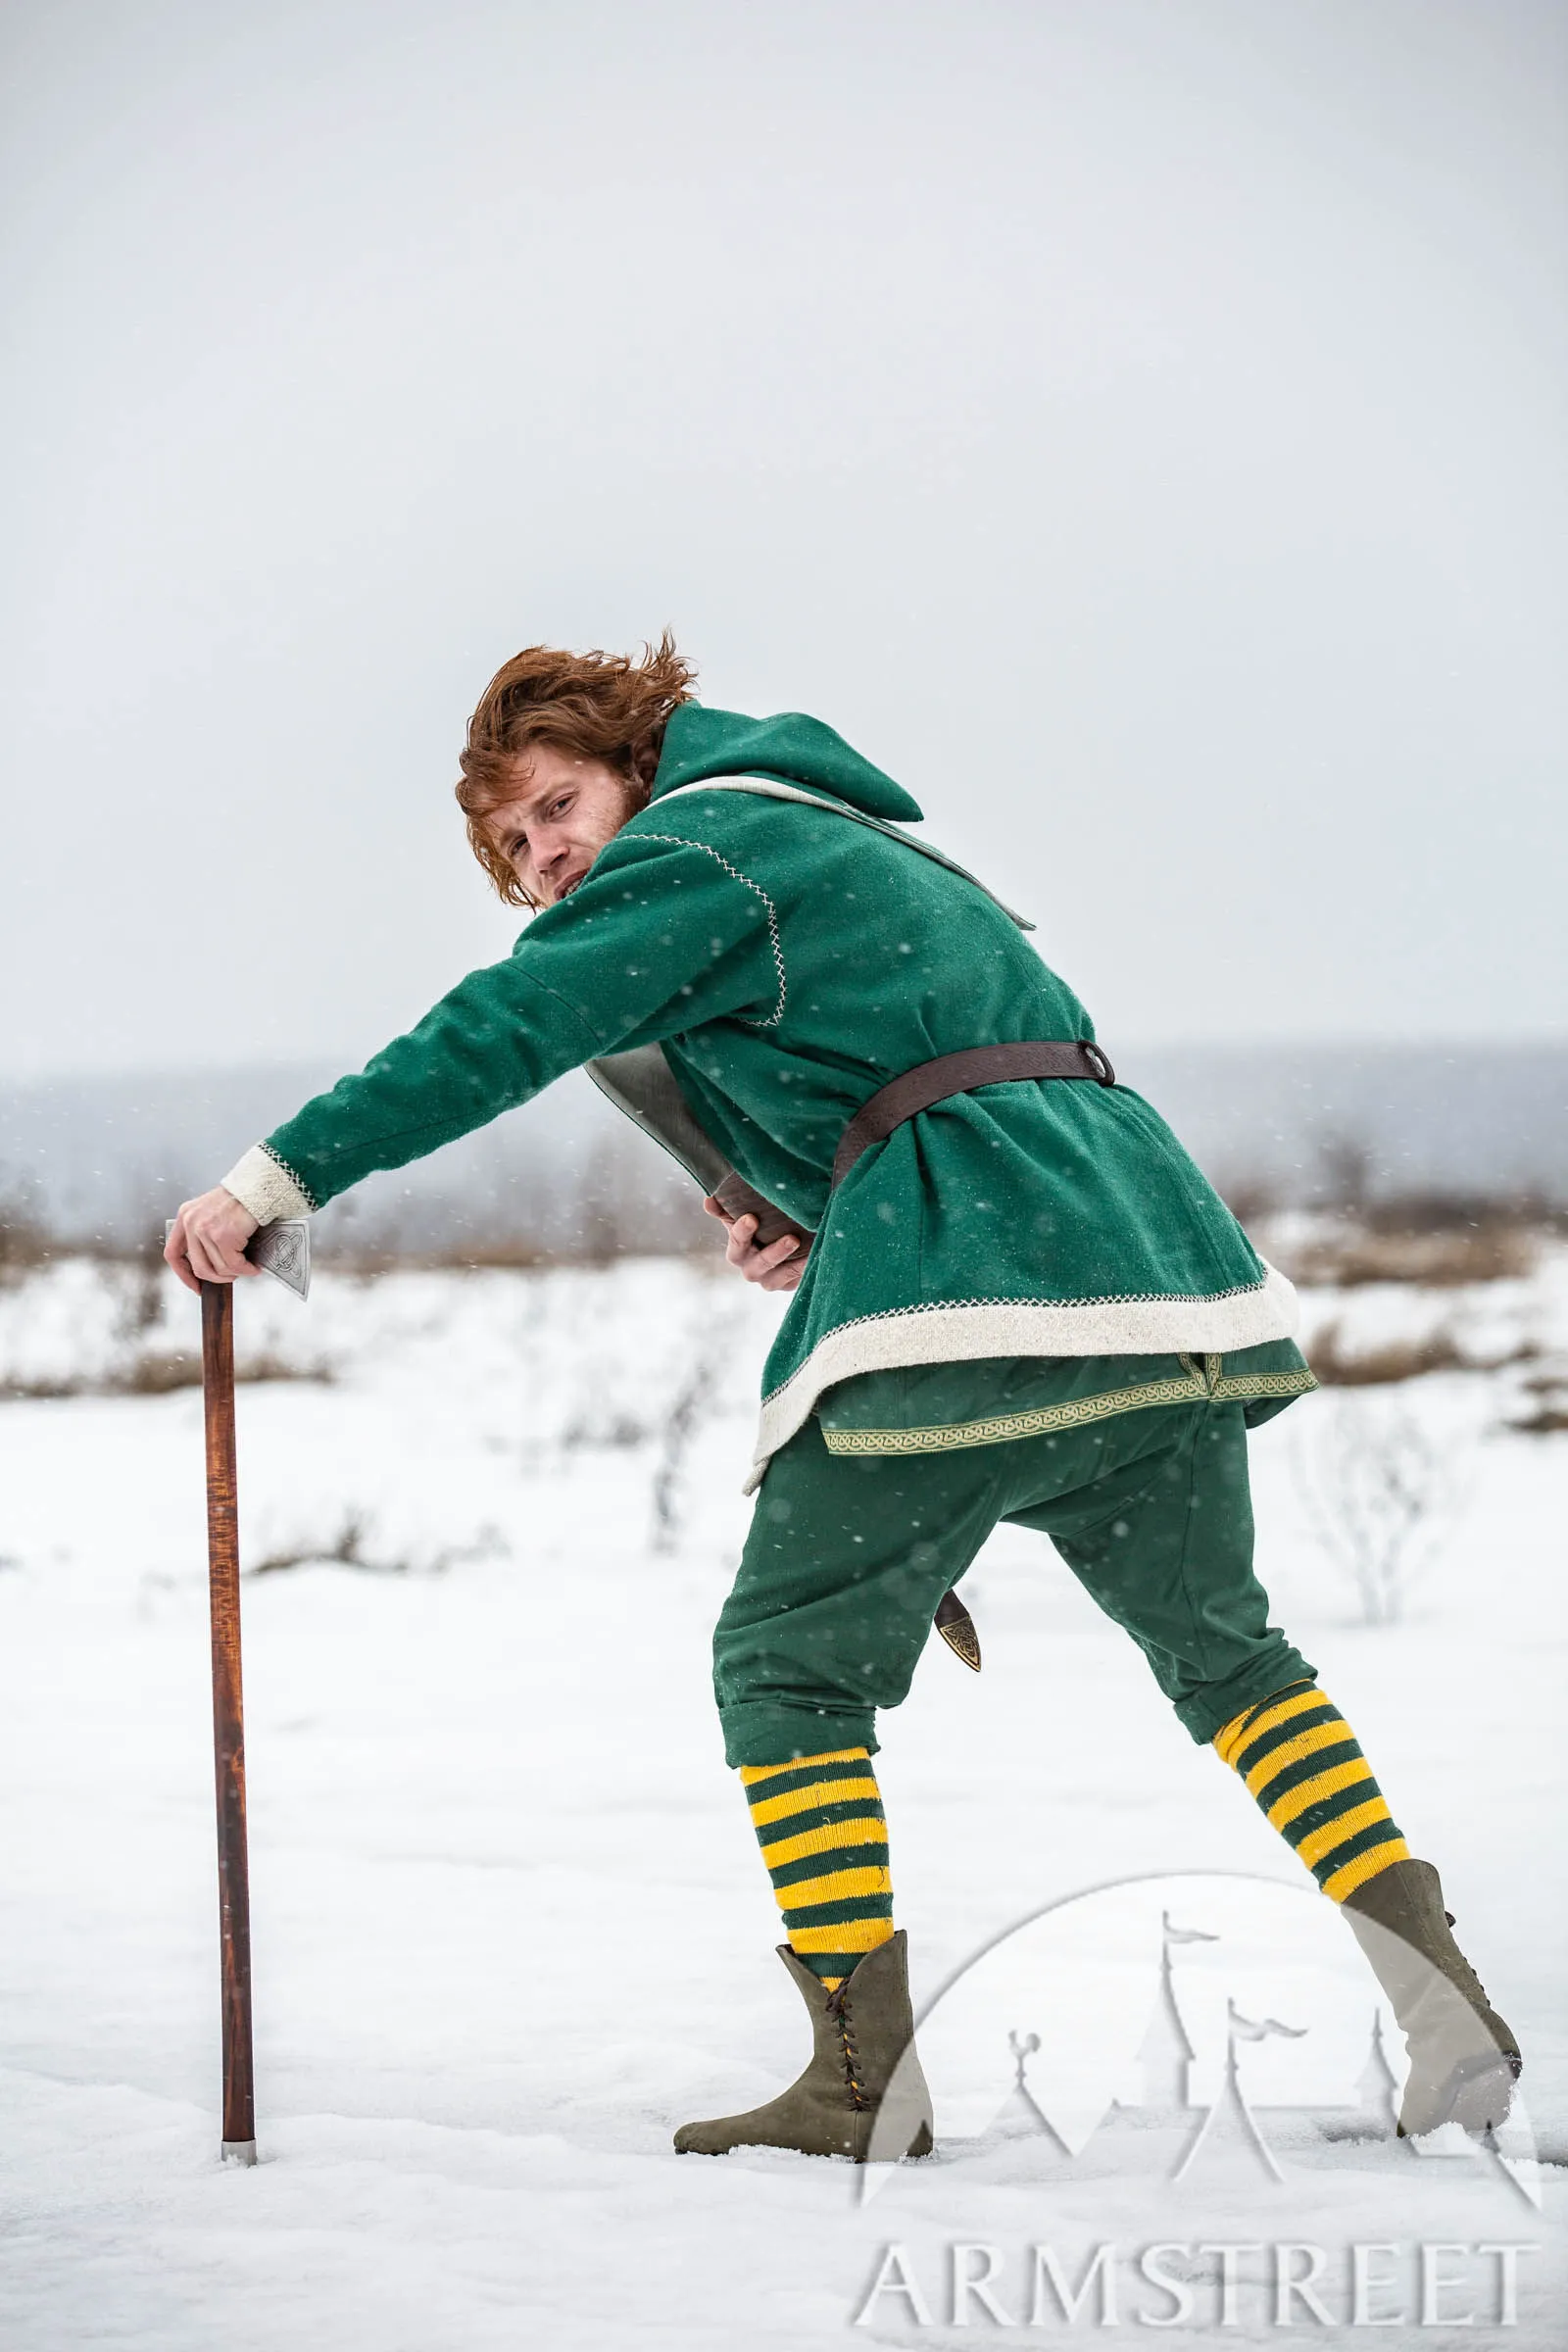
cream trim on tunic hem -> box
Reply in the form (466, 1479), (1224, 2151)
(739, 1261), (1302, 1492)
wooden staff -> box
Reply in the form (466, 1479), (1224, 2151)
(201, 1278), (257, 2164)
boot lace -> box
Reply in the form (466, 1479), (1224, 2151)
(825, 1983), (871, 2111)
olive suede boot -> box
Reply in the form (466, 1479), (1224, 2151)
(1341, 1858), (1521, 2137)
(673, 1931), (935, 2161)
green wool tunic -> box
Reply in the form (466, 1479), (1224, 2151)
(223, 704), (1313, 1483)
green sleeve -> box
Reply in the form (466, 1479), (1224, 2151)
(260, 823), (780, 1208)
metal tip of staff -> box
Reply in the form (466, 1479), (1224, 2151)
(220, 2140), (258, 2167)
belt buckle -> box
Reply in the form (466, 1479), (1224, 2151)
(1081, 1042), (1116, 1087)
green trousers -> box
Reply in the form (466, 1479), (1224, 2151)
(713, 1399), (1313, 1766)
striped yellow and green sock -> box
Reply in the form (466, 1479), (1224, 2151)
(1215, 1683), (1410, 1902)
(740, 1747), (896, 1988)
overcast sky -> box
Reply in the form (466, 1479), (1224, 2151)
(2, 0), (1563, 1082)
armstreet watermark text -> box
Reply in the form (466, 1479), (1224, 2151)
(854, 2239), (1539, 2329)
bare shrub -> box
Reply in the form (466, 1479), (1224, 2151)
(1307, 1323), (1538, 1388)
(1292, 1396), (1458, 1626)
(249, 1508), (504, 1577)
(117, 1350), (204, 1396)
(2, 1349), (333, 1401)
(0, 1186), (56, 1281)
(1510, 1402), (1568, 1436)
(578, 1134), (713, 1267)
(1282, 1225), (1538, 1290)
(1315, 1134), (1375, 1214)
(110, 1216), (173, 1338)
(250, 1507), (383, 1575)
(650, 1306), (748, 1553)
(418, 1236), (554, 1272)
(3, 1143), (717, 1285)
(331, 1215), (557, 1275)
(234, 1350), (335, 1387)
(1215, 1175), (1279, 1228)
(1507, 1366), (1568, 1437)
(561, 1408), (653, 1450)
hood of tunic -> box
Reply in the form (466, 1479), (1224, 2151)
(650, 703), (924, 823)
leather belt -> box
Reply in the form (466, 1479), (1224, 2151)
(830, 1038), (1115, 1190)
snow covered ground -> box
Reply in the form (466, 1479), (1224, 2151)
(1, 1247), (1564, 2347)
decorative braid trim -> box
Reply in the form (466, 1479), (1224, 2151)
(823, 1374), (1206, 1455)
(220, 1142), (318, 1222)
(819, 1365), (1319, 1457)
(1211, 1370), (1321, 1403)
(632, 833), (787, 1029)
(739, 1264), (1303, 1492)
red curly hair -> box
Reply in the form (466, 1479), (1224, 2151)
(455, 633), (697, 906)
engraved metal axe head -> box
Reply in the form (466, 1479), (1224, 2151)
(165, 1217), (312, 1300)
(248, 1218), (311, 1298)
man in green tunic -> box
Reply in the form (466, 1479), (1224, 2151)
(167, 638), (1518, 2160)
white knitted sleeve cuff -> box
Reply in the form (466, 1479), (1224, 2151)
(221, 1144), (316, 1223)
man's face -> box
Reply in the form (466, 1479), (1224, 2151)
(486, 746), (643, 907)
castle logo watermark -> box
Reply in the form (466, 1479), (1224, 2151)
(845, 1872), (1544, 2334)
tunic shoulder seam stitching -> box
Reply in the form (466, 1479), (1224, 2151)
(633, 832), (787, 1029)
